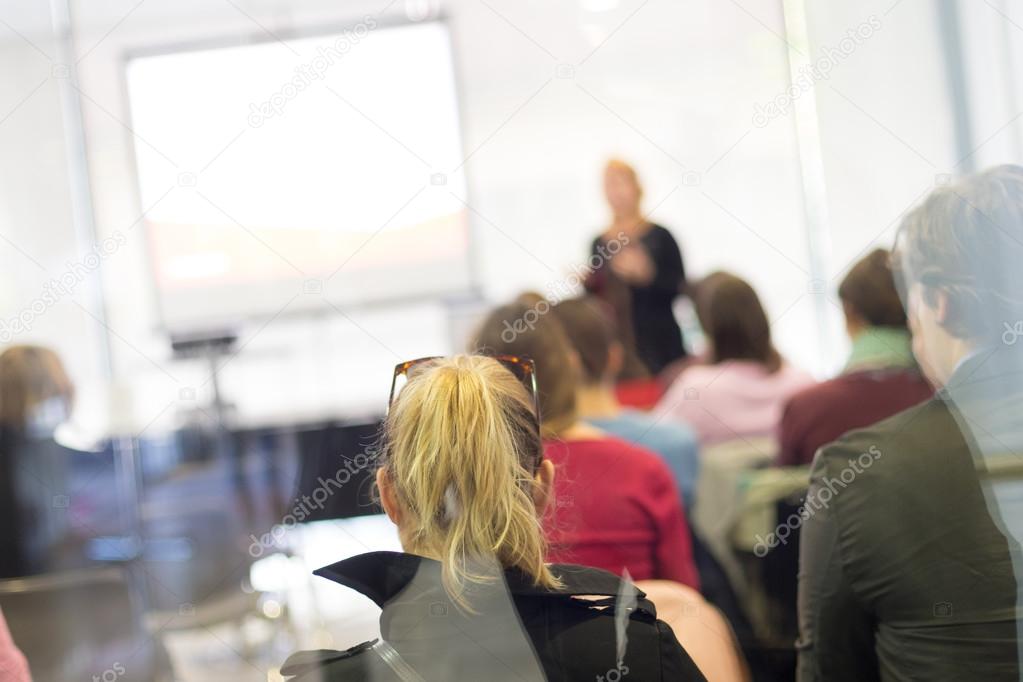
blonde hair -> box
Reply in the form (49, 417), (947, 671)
(0, 345), (74, 432)
(604, 158), (644, 201)
(381, 355), (560, 607)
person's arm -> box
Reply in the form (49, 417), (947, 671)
(644, 458), (700, 590)
(655, 619), (709, 681)
(797, 453), (878, 682)
(0, 608), (31, 682)
(643, 227), (685, 296)
(584, 236), (607, 294)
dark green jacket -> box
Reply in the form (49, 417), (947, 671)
(798, 349), (1023, 681)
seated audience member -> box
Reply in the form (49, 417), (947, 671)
(797, 165), (1023, 681)
(0, 608), (30, 682)
(0, 346), (75, 578)
(550, 296), (700, 510)
(473, 301), (700, 588)
(656, 273), (813, 447)
(282, 356), (706, 681)
(777, 249), (932, 466)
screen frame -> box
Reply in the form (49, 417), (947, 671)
(118, 12), (480, 339)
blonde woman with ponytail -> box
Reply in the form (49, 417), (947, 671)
(281, 355), (706, 682)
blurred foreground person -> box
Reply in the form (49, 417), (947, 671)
(797, 166), (1023, 681)
(778, 249), (932, 466)
(0, 345), (75, 578)
(0, 608), (30, 682)
(281, 356), (705, 681)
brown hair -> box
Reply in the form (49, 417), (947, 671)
(838, 248), (907, 328)
(0, 346), (74, 432)
(382, 355), (558, 607)
(471, 300), (578, 438)
(550, 297), (616, 385)
(694, 272), (781, 372)
(894, 164), (1023, 340)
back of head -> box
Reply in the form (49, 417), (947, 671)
(550, 297), (617, 385)
(382, 355), (557, 607)
(0, 346), (73, 434)
(838, 248), (907, 329)
(694, 272), (780, 372)
(471, 300), (578, 437)
(894, 164), (1023, 343)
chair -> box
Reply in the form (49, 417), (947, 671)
(691, 437), (776, 601)
(0, 566), (173, 682)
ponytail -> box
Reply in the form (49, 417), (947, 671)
(380, 356), (560, 608)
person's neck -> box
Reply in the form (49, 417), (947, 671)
(611, 213), (647, 235)
(575, 384), (621, 420)
(556, 420), (606, 442)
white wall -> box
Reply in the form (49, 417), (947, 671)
(1, 0), (1021, 435)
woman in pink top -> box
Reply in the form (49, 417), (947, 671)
(473, 299), (699, 588)
(657, 272), (814, 446)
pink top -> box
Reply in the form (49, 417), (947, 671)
(656, 360), (815, 447)
(0, 608), (30, 682)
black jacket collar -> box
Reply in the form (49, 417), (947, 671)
(313, 551), (645, 608)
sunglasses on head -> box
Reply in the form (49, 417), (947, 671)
(388, 354), (543, 462)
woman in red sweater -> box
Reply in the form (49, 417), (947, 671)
(473, 299), (699, 589)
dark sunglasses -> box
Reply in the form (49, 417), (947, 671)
(388, 354), (543, 450)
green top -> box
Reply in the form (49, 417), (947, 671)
(844, 326), (916, 373)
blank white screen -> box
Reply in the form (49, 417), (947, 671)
(126, 20), (470, 334)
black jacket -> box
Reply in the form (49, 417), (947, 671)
(282, 551), (706, 681)
(588, 224), (687, 375)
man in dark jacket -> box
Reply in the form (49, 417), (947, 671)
(797, 165), (1023, 680)
(281, 551), (706, 681)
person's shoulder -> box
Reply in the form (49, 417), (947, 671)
(668, 362), (718, 386)
(587, 434), (662, 462)
(582, 435), (674, 477)
(811, 396), (952, 497)
(783, 374), (851, 417)
(647, 223), (675, 239)
(621, 410), (698, 450)
(775, 361), (816, 388)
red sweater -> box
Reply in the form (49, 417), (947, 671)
(778, 367), (933, 466)
(543, 436), (699, 589)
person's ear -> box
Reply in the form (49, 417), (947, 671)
(532, 459), (555, 516)
(376, 467), (403, 526)
(607, 342), (625, 380)
(932, 288), (952, 326)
